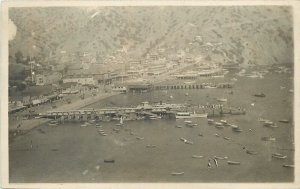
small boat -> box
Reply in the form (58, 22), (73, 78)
(113, 128), (120, 132)
(214, 133), (220, 137)
(180, 137), (187, 143)
(223, 137), (231, 140)
(261, 137), (276, 141)
(254, 93), (266, 97)
(227, 161), (241, 165)
(217, 98), (227, 102)
(214, 156), (228, 160)
(215, 125), (224, 129)
(184, 120), (192, 124)
(246, 150), (258, 155)
(81, 124), (88, 127)
(98, 129), (105, 132)
(229, 124), (239, 129)
(272, 153), (287, 159)
(207, 119), (214, 124)
(232, 128), (243, 132)
(258, 118), (270, 122)
(176, 112), (207, 119)
(171, 172), (184, 176)
(185, 140), (194, 145)
(136, 136), (144, 140)
(283, 164), (294, 168)
(104, 159), (115, 163)
(272, 155), (287, 159)
(192, 155), (204, 159)
(279, 119), (289, 123)
(220, 120), (227, 125)
(100, 133), (107, 136)
(175, 125), (183, 128)
(215, 122), (222, 126)
(146, 145), (156, 148)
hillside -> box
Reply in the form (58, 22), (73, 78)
(9, 6), (293, 67)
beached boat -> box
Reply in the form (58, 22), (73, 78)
(171, 172), (184, 176)
(227, 161), (241, 165)
(176, 112), (207, 119)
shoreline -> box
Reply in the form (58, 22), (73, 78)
(9, 92), (119, 133)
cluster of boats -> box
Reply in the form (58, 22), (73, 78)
(208, 119), (243, 132)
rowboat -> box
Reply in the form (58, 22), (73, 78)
(171, 172), (184, 176)
(279, 120), (289, 123)
(214, 156), (228, 160)
(246, 150), (258, 155)
(283, 165), (294, 168)
(272, 153), (287, 159)
(232, 128), (243, 132)
(261, 137), (276, 141)
(215, 125), (225, 129)
(146, 145), (156, 148)
(104, 159), (115, 163)
(192, 155), (204, 159)
(227, 161), (241, 165)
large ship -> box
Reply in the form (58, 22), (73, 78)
(175, 111), (208, 119)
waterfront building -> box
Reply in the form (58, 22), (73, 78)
(35, 72), (62, 86)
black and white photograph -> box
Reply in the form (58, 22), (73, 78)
(1, 1), (300, 187)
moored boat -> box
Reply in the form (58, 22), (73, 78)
(283, 164), (294, 168)
(176, 112), (207, 119)
(254, 93), (266, 97)
(192, 155), (204, 159)
(261, 137), (276, 141)
(227, 161), (241, 165)
(246, 150), (258, 155)
(171, 172), (184, 176)
(279, 119), (289, 123)
(217, 98), (227, 102)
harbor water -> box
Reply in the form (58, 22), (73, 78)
(9, 72), (294, 182)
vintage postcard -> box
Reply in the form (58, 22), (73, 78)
(1, 0), (300, 188)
